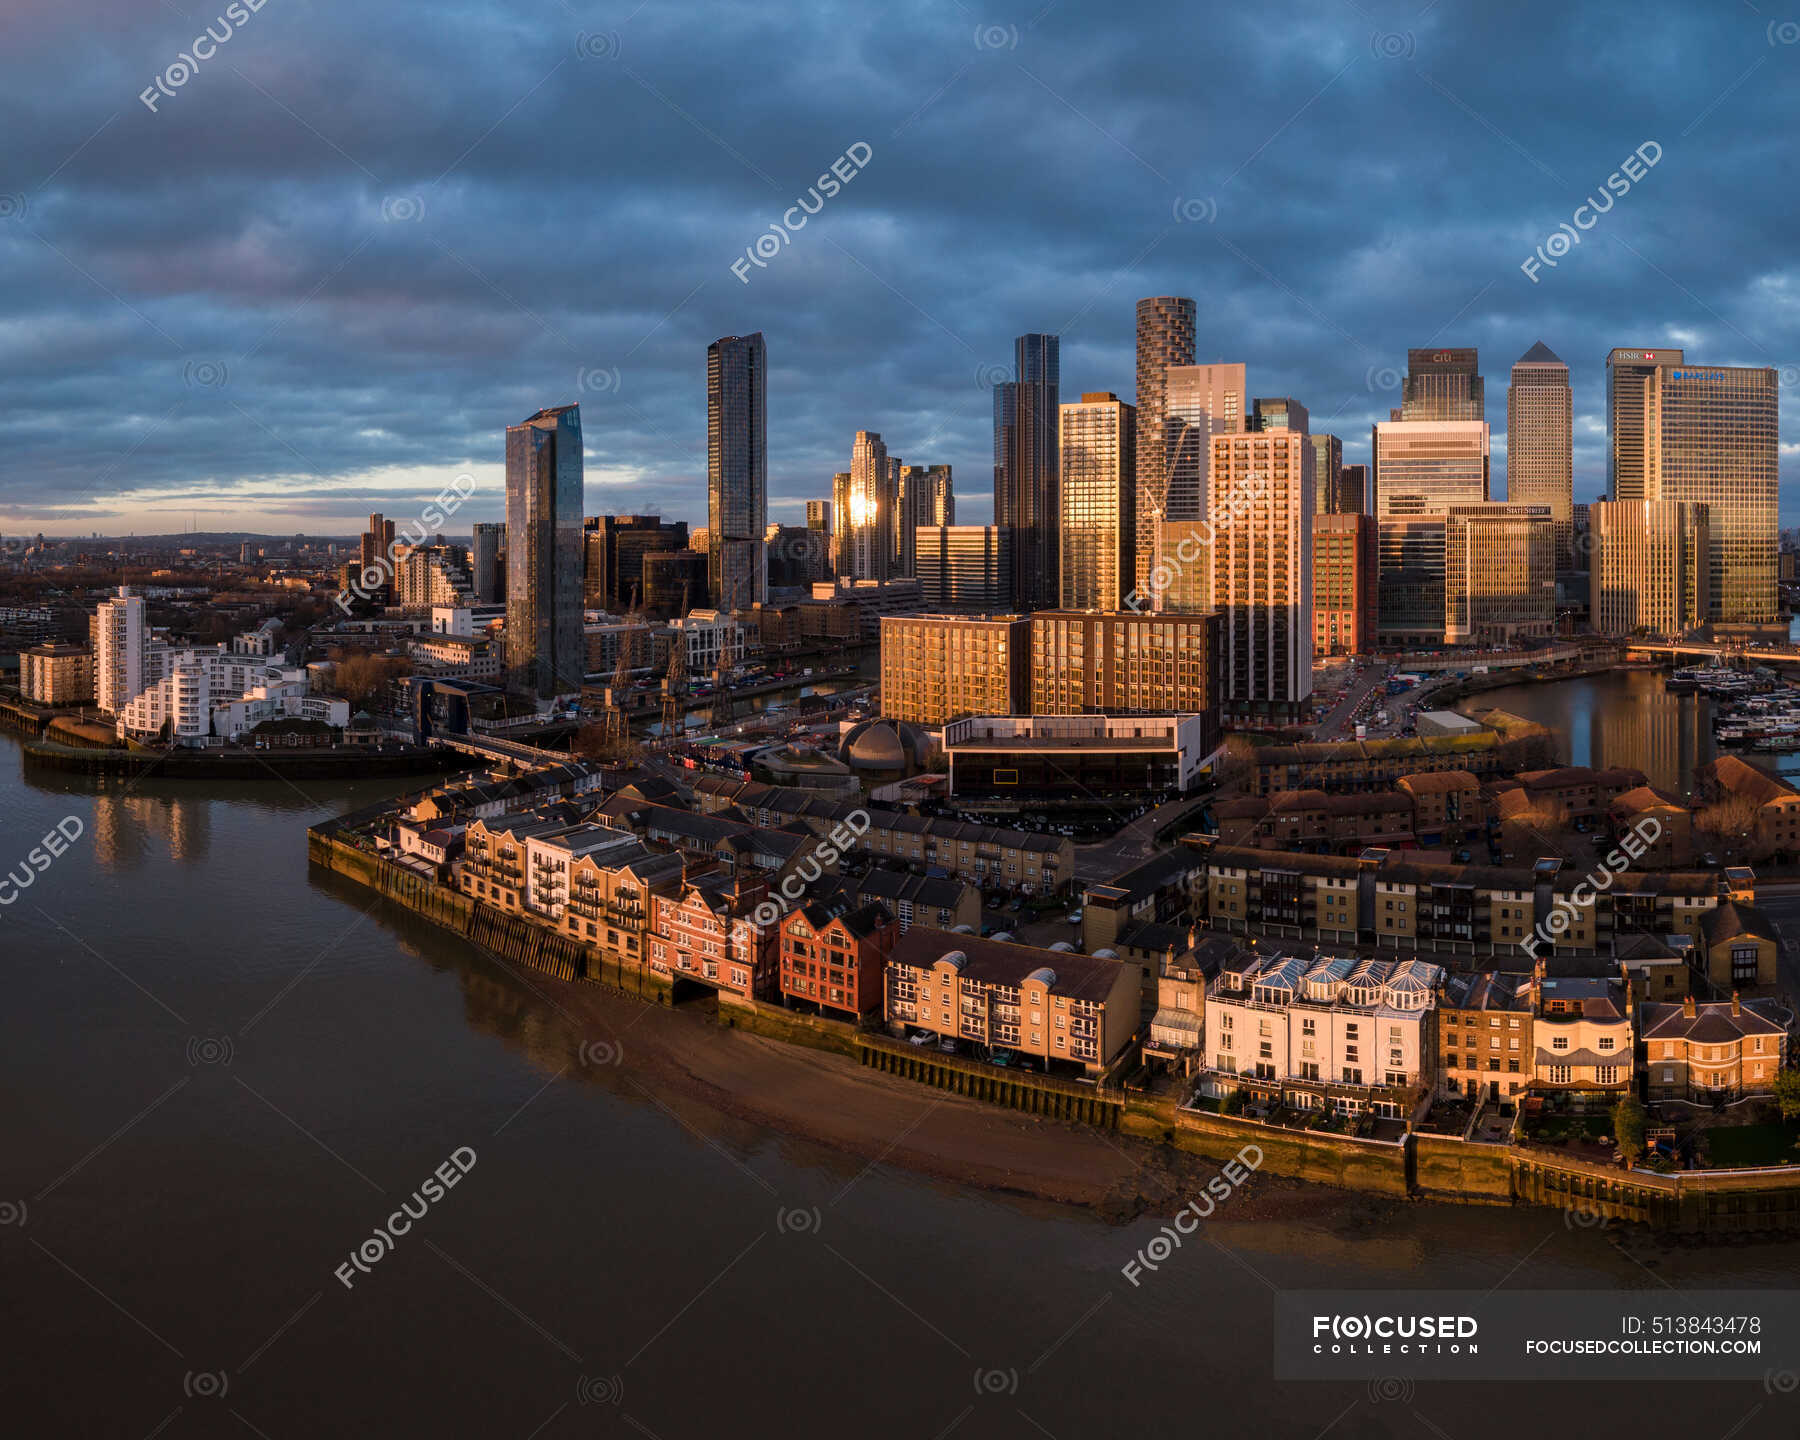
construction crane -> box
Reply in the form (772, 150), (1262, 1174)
(602, 582), (646, 749)
(603, 625), (634, 748)
(660, 581), (690, 742)
(711, 650), (733, 726)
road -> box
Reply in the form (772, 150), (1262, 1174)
(1072, 793), (1210, 884)
(1309, 664), (1391, 740)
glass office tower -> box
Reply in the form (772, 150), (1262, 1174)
(504, 404), (585, 698)
(707, 332), (768, 611)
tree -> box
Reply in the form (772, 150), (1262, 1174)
(572, 723), (642, 765)
(1772, 1068), (1800, 1123)
(1694, 793), (1766, 861)
(330, 653), (413, 709)
(1611, 1097), (1648, 1163)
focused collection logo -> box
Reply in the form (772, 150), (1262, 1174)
(1311, 1313), (1480, 1355)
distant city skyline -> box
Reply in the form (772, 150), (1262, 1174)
(3, 3), (1793, 536)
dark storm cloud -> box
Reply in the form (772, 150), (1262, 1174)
(0, 0), (1794, 533)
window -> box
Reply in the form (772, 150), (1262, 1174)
(1731, 945), (1760, 984)
(1552, 1036), (1569, 1052)
(1549, 1064), (1571, 1084)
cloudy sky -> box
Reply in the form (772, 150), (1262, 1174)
(2, 0), (1796, 538)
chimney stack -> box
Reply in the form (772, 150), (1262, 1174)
(1731, 990), (1741, 1017)
(1682, 994), (1696, 1018)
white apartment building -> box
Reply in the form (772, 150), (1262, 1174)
(92, 586), (148, 715)
(1199, 951), (1442, 1118)
(669, 609), (745, 674)
(232, 618), (285, 657)
(116, 648), (349, 745)
(523, 824), (642, 920)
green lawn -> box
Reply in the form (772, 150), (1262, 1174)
(1703, 1123), (1800, 1169)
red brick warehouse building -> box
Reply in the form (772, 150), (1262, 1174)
(779, 899), (898, 1019)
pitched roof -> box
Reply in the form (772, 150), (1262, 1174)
(1641, 1000), (1784, 1041)
(891, 926), (1131, 1002)
(1701, 754), (1799, 807)
(1700, 900), (1776, 948)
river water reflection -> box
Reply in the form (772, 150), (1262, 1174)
(1456, 667), (1800, 800)
(4, 732), (1797, 1434)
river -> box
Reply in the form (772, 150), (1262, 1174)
(3, 732), (1796, 1435)
(1456, 666), (1800, 801)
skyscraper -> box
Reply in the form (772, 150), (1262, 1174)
(1442, 503), (1556, 644)
(1313, 513), (1378, 656)
(925, 465), (955, 525)
(889, 459), (907, 576)
(915, 526), (1012, 611)
(894, 464), (952, 580)
(1058, 392), (1136, 612)
(1402, 348), (1484, 420)
(1251, 396), (1308, 432)
(707, 332), (768, 611)
(1658, 362), (1779, 625)
(806, 499), (832, 534)
(1605, 347), (1680, 502)
(1133, 297), (1196, 596)
(471, 522), (505, 604)
(1372, 419), (1490, 643)
(1507, 343), (1574, 572)
(1606, 348), (1778, 625)
(1337, 463), (1369, 515)
(1210, 417), (1313, 710)
(993, 334), (1060, 611)
(585, 515), (688, 610)
(360, 513), (395, 572)
(1591, 500), (1710, 638)
(829, 472), (851, 574)
(504, 404), (585, 698)
(837, 431), (893, 581)
(992, 382), (1017, 530)
(1309, 434), (1343, 514)
(93, 585), (147, 715)
(1161, 364), (1246, 582)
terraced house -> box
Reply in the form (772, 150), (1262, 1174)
(563, 845), (685, 966)
(1245, 734), (1513, 796)
(1436, 971), (1532, 1103)
(780, 899), (898, 1019)
(651, 872), (780, 999)
(884, 928), (1141, 1074)
(691, 776), (1072, 894)
(1188, 838), (1732, 961)
(1529, 969), (1632, 1099)
(1197, 952), (1443, 1118)
(1214, 788), (1416, 854)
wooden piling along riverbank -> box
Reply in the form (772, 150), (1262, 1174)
(305, 823), (1800, 1233)
(306, 827), (671, 1000)
(859, 1035), (1124, 1129)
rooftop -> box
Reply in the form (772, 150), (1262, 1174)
(891, 926), (1130, 1002)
